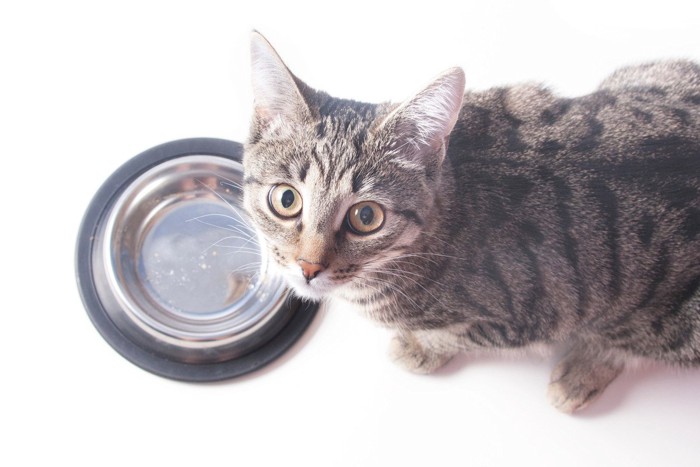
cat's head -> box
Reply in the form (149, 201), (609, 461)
(243, 32), (464, 301)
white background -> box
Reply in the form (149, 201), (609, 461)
(2, 1), (700, 466)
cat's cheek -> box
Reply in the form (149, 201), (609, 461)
(391, 224), (422, 249)
(260, 246), (285, 275)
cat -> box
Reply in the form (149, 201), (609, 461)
(242, 31), (700, 413)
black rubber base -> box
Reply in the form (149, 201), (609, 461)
(75, 138), (318, 382)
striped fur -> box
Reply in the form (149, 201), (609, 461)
(243, 33), (700, 413)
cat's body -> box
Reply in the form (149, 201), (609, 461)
(243, 33), (700, 413)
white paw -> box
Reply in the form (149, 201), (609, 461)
(547, 380), (598, 414)
(547, 352), (623, 414)
(388, 334), (451, 374)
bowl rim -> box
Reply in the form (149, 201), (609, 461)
(75, 137), (318, 382)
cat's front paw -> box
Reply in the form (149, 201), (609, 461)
(547, 346), (624, 414)
(388, 333), (451, 374)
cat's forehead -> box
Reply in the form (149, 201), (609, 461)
(286, 109), (384, 194)
(246, 95), (412, 206)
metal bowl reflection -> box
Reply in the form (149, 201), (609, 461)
(76, 138), (316, 381)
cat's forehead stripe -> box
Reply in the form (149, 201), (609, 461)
(351, 170), (364, 194)
(298, 161), (310, 183)
(307, 145), (327, 180)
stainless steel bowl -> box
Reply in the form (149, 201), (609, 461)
(76, 138), (317, 381)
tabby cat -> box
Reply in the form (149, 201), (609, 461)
(242, 32), (700, 413)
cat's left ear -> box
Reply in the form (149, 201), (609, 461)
(377, 68), (465, 168)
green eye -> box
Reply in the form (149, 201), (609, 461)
(346, 201), (385, 235)
(268, 184), (302, 218)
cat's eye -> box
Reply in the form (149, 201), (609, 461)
(268, 184), (303, 218)
(346, 201), (385, 235)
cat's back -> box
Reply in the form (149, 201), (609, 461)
(442, 60), (700, 333)
(450, 60), (700, 169)
(598, 60), (700, 96)
(594, 60), (700, 154)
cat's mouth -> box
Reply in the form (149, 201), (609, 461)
(283, 271), (337, 301)
(265, 248), (354, 301)
(277, 263), (350, 301)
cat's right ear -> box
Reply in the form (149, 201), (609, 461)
(250, 31), (311, 135)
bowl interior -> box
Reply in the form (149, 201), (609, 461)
(93, 155), (291, 362)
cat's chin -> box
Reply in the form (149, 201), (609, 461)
(283, 275), (336, 302)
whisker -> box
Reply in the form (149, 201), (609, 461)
(392, 251), (470, 262)
(198, 233), (260, 258)
(202, 234), (258, 248)
(215, 245), (261, 252)
(354, 274), (424, 313)
(363, 267), (447, 308)
(368, 252), (440, 267)
(215, 173), (245, 191)
(222, 249), (263, 257)
(363, 264), (442, 287)
(346, 276), (402, 317)
(194, 177), (255, 230)
(186, 213), (258, 240)
(230, 263), (263, 275)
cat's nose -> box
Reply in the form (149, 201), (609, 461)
(297, 259), (325, 281)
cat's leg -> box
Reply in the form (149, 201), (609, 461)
(389, 329), (460, 374)
(547, 339), (624, 414)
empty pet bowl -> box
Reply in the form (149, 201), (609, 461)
(76, 138), (317, 381)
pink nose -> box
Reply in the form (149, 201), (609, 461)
(297, 260), (325, 281)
